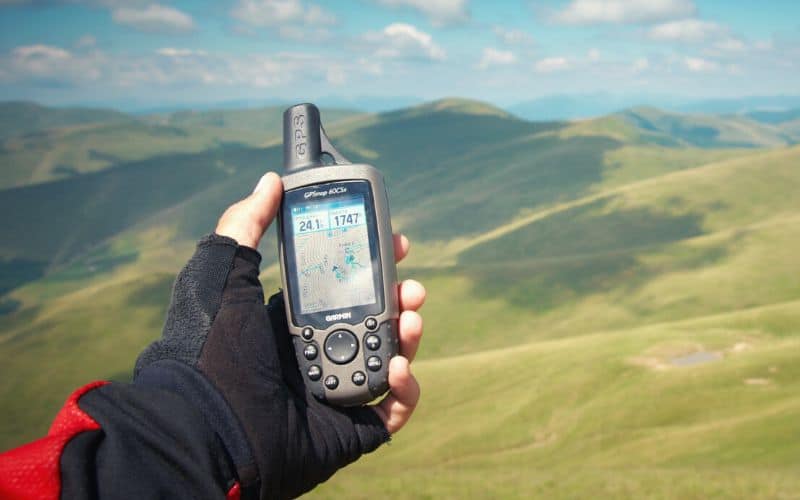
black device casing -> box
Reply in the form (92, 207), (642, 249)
(277, 104), (399, 406)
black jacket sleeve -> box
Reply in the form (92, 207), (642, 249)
(62, 381), (241, 499)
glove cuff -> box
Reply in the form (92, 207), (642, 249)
(350, 407), (392, 454)
(134, 234), (265, 377)
(234, 243), (262, 266)
(135, 360), (261, 495)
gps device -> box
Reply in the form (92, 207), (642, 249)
(277, 103), (399, 406)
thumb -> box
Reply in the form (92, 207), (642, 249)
(216, 172), (283, 249)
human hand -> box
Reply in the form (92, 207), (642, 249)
(136, 172), (424, 499)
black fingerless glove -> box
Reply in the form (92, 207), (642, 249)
(135, 234), (390, 499)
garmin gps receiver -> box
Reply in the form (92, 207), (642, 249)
(277, 103), (399, 406)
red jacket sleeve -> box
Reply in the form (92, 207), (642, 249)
(0, 381), (243, 500)
(0, 382), (106, 500)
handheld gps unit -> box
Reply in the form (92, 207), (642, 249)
(277, 103), (399, 406)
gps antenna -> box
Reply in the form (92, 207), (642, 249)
(283, 103), (349, 172)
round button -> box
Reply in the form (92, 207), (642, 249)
(324, 330), (359, 365)
(307, 365), (322, 381)
(365, 317), (378, 331)
(303, 344), (318, 360)
(367, 356), (382, 372)
(324, 375), (339, 390)
(352, 371), (366, 386)
(365, 335), (381, 351)
(301, 327), (314, 340)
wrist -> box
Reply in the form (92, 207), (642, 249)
(135, 360), (261, 495)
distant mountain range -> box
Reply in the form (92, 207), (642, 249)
(508, 94), (800, 121)
(19, 93), (800, 121)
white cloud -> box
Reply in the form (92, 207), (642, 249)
(357, 57), (383, 76)
(492, 26), (534, 46)
(632, 57), (649, 71)
(374, 0), (468, 26)
(156, 48), (207, 57)
(754, 40), (773, 51)
(2, 44), (103, 84)
(648, 19), (725, 42)
(75, 35), (97, 49)
(0, 42), (356, 91)
(535, 56), (570, 73)
(231, 0), (335, 40)
(13, 44), (70, 63)
(366, 23), (446, 61)
(713, 38), (745, 51)
(553, 0), (695, 25)
(684, 56), (718, 72)
(477, 48), (516, 70)
(326, 65), (346, 85)
(587, 48), (601, 61)
(231, 0), (335, 27)
(112, 3), (194, 33)
(120, 51), (332, 88)
(648, 18), (749, 57)
(726, 63), (742, 75)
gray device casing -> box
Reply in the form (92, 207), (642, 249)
(277, 164), (399, 406)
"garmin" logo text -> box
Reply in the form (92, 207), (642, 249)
(325, 311), (352, 322)
(304, 186), (347, 199)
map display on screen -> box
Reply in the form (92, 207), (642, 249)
(290, 195), (377, 314)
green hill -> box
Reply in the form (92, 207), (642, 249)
(147, 105), (361, 136)
(311, 143), (800, 497)
(1, 99), (800, 498)
(0, 101), (131, 141)
(315, 297), (800, 498)
(745, 108), (800, 125)
(617, 107), (796, 148)
(0, 104), (362, 190)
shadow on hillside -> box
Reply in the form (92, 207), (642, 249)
(125, 273), (174, 329)
(459, 196), (730, 311)
(0, 298), (21, 317)
(340, 110), (565, 183)
(350, 128), (623, 241)
(0, 258), (46, 296)
(624, 111), (722, 147)
(0, 143), (277, 268)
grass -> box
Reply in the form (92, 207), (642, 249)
(0, 101), (130, 142)
(311, 299), (800, 498)
(0, 270), (171, 444)
(618, 107), (796, 149)
(1, 100), (800, 498)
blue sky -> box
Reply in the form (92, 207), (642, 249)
(0, 0), (798, 109)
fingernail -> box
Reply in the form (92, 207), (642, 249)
(253, 174), (269, 194)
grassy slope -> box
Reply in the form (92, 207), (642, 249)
(311, 146), (800, 498)
(0, 122), (266, 189)
(1, 101), (799, 498)
(147, 106), (360, 136)
(745, 108), (800, 125)
(0, 106), (361, 190)
(315, 299), (800, 498)
(385, 146), (800, 360)
(0, 101), (131, 141)
(618, 107), (796, 148)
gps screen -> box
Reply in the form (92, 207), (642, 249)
(290, 194), (378, 314)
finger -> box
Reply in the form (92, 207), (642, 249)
(393, 233), (410, 263)
(373, 356), (420, 434)
(398, 310), (423, 362)
(216, 172), (283, 249)
(399, 279), (426, 311)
